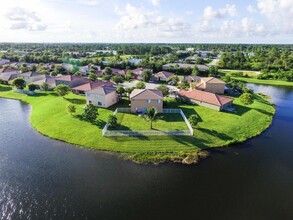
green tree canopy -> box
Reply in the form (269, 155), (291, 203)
(136, 81), (146, 89)
(82, 104), (99, 122)
(145, 107), (158, 129)
(156, 84), (169, 96)
(12, 78), (26, 90)
(239, 93), (254, 105)
(141, 70), (152, 82)
(54, 84), (71, 97)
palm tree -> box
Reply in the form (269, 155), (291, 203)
(145, 107), (158, 129)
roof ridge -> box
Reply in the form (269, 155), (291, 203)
(214, 94), (222, 105)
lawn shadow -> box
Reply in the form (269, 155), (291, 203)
(224, 104), (251, 116)
(65, 97), (86, 105)
(180, 106), (203, 122)
(0, 85), (12, 92)
(197, 127), (233, 142)
(73, 115), (106, 128)
(31, 92), (48, 97)
(254, 108), (274, 117)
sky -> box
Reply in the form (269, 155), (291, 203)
(0, 0), (292, 44)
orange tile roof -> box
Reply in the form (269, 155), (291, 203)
(178, 89), (233, 106)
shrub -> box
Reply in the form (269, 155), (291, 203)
(108, 114), (118, 128)
(12, 78), (26, 90)
(136, 81), (146, 89)
(188, 115), (198, 127)
(67, 104), (76, 115)
(28, 84), (38, 91)
(82, 104), (98, 122)
(54, 84), (71, 97)
(239, 93), (254, 105)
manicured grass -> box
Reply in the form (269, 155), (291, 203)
(220, 69), (260, 77)
(0, 84), (275, 164)
(113, 113), (188, 131)
(232, 77), (293, 87)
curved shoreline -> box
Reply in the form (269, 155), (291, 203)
(0, 85), (275, 164)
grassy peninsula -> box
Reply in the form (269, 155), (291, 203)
(232, 77), (293, 87)
(0, 85), (275, 164)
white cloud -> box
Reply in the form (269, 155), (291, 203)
(257, 0), (293, 34)
(185, 11), (194, 15)
(246, 4), (256, 13)
(5, 7), (47, 31)
(115, 3), (153, 30)
(203, 4), (237, 20)
(115, 3), (190, 38)
(76, 0), (100, 6)
(150, 0), (160, 7)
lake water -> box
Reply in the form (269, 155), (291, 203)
(0, 84), (293, 220)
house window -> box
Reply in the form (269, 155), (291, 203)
(98, 102), (102, 106)
(147, 99), (151, 103)
(157, 99), (161, 103)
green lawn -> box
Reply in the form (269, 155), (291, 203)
(113, 113), (188, 131)
(0, 84), (275, 164)
(232, 77), (293, 87)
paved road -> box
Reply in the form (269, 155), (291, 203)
(121, 80), (179, 92)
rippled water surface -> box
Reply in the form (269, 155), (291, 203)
(0, 84), (293, 220)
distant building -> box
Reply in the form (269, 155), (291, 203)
(0, 72), (19, 84)
(0, 59), (10, 66)
(33, 75), (57, 89)
(184, 75), (201, 83)
(132, 68), (153, 80)
(154, 71), (174, 82)
(128, 58), (142, 65)
(162, 63), (208, 72)
(18, 72), (45, 84)
(55, 75), (90, 88)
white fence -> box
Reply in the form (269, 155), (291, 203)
(102, 108), (194, 137)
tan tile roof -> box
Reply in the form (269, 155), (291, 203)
(201, 77), (225, 84)
(56, 75), (90, 82)
(154, 71), (174, 79)
(86, 86), (116, 95)
(130, 89), (163, 100)
(32, 76), (57, 86)
(0, 73), (19, 81)
(72, 81), (113, 92)
(178, 89), (233, 106)
(0, 67), (17, 73)
(19, 71), (43, 77)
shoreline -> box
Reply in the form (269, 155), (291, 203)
(0, 85), (275, 165)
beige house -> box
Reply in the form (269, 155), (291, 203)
(55, 75), (90, 88)
(18, 72), (45, 84)
(196, 77), (226, 94)
(154, 71), (174, 82)
(178, 89), (233, 111)
(85, 86), (118, 108)
(130, 89), (163, 113)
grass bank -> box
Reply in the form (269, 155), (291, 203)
(0, 85), (275, 164)
(232, 77), (293, 87)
